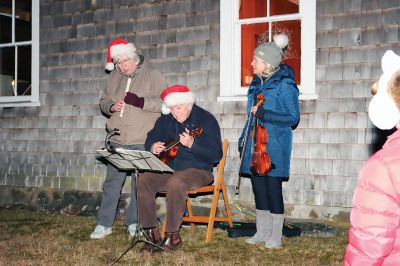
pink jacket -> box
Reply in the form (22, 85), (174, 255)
(344, 129), (400, 266)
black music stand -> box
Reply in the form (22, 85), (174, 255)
(96, 148), (174, 264)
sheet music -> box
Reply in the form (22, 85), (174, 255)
(96, 148), (174, 173)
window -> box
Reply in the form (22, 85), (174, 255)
(219, 0), (316, 101)
(0, 0), (39, 107)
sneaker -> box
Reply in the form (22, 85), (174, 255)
(128, 223), (137, 237)
(90, 225), (112, 239)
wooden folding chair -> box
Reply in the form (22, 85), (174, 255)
(161, 139), (234, 242)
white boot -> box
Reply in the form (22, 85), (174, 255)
(265, 213), (284, 248)
(245, 209), (272, 244)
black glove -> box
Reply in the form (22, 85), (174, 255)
(254, 107), (265, 119)
(124, 92), (144, 109)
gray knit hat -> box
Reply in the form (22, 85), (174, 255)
(253, 34), (289, 68)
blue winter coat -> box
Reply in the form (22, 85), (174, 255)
(238, 64), (300, 178)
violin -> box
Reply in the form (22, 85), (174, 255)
(158, 127), (203, 164)
(236, 93), (271, 194)
(250, 94), (271, 176)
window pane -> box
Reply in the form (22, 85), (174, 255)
(241, 22), (269, 87)
(15, 0), (31, 42)
(241, 20), (301, 87)
(272, 20), (301, 84)
(270, 0), (299, 16)
(0, 1), (12, 44)
(0, 47), (16, 96)
(239, 0), (266, 19)
(17, 45), (31, 95)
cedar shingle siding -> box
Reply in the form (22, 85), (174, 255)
(1, 0), (399, 220)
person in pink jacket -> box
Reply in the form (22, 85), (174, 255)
(344, 50), (400, 265)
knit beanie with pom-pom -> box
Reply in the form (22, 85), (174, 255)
(253, 34), (289, 68)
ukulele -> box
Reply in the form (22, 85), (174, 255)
(158, 127), (203, 164)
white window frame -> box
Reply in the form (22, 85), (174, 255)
(219, 0), (317, 101)
(0, 1), (40, 107)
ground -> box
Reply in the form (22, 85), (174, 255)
(0, 207), (349, 265)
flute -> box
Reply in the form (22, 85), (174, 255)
(120, 77), (132, 118)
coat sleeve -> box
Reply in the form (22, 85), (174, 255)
(144, 117), (166, 151)
(261, 80), (300, 127)
(344, 156), (399, 266)
(99, 77), (115, 117)
(142, 70), (167, 113)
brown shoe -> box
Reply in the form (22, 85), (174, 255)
(159, 231), (182, 251)
(139, 228), (162, 253)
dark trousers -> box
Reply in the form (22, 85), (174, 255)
(96, 143), (144, 227)
(251, 175), (284, 214)
(137, 168), (214, 232)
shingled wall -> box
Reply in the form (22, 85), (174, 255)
(0, 0), (399, 221)
(0, 0), (224, 216)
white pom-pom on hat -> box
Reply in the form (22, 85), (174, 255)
(377, 50), (400, 94)
(368, 50), (400, 129)
(369, 91), (400, 130)
(381, 50), (400, 74)
(273, 34), (289, 49)
(253, 33), (289, 68)
(105, 62), (115, 71)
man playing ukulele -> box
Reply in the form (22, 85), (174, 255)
(137, 85), (222, 252)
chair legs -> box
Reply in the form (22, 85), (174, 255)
(159, 139), (232, 242)
(161, 213), (166, 239)
(205, 186), (222, 242)
(186, 199), (195, 233)
(161, 185), (233, 242)
(221, 183), (234, 228)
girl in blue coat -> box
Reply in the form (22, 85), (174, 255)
(239, 34), (300, 248)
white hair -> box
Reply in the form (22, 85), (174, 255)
(111, 43), (140, 63)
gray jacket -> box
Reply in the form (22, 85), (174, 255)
(99, 58), (167, 145)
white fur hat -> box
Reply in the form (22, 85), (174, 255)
(160, 85), (195, 115)
(368, 50), (400, 129)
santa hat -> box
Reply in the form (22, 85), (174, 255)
(105, 38), (137, 71)
(368, 50), (400, 129)
(160, 85), (195, 114)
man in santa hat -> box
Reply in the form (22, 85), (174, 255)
(91, 38), (167, 239)
(136, 85), (223, 252)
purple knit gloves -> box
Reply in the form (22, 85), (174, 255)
(124, 92), (144, 109)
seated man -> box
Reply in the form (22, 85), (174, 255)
(137, 85), (222, 252)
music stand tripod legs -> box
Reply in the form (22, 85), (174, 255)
(111, 172), (170, 265)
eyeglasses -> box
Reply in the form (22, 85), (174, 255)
(116, 58), (132, 68)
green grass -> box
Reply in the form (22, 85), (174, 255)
(0, 208), (349, 265)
